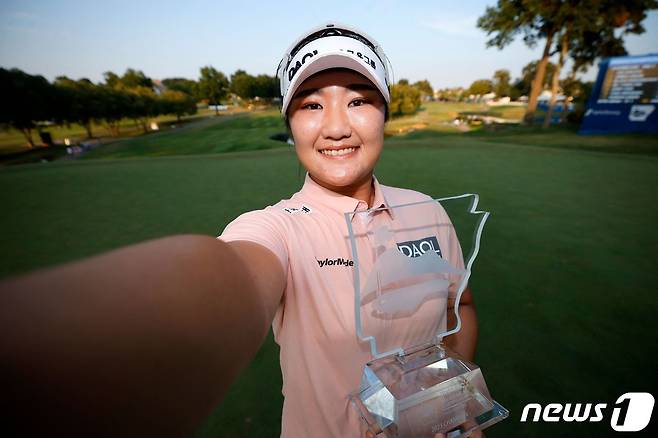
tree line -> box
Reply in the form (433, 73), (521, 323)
(463, 60), (591, 101)
(0, 66), (279, 148)
(1, 61), (433, 148)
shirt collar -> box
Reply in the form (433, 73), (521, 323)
(300, 172), (395, 220)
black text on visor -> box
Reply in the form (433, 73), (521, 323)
(277, 27), (392, 95)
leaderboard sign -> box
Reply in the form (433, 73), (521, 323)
(580, 54), (658, 134)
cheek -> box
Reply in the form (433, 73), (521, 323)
(354, 104), (385, 128)
(352, 109), (385, 148)
(290, 113), (321, 142)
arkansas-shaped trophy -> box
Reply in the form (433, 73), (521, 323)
(345, 194), (508, 437)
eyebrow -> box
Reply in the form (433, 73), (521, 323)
(292, 83), (378, 101)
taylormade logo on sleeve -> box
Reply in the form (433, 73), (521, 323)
(317, 257), (354, 268)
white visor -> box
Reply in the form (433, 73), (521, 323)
(279, 35), (391, 118)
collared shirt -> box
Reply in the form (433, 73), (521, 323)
(219, 173), (465, 438)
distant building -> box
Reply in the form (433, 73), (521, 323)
(537, 90), (567, 103)
(152, 79), (166, 96)
(481, 92), (496, 102)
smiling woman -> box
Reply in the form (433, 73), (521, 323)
(287, 68), (387, 203)
(218, 22), (479, 438)
(0, 22), (479, 438)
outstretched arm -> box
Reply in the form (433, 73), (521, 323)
(0, 235), (285, 436)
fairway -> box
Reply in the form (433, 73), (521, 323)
(1, 109), (657, 437)
(80, 111), (288, 159)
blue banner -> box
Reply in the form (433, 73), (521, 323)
(579, 54), (658, 135)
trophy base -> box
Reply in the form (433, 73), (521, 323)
(350, 344), (508, 437)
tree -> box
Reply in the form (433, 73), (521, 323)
(413, 80), (434, 101)
(467, 79), (493, 97)
(161, 90), (197, 122)
(543, 23), (570, 128)
(230, 70), (254, 99)
(0, 68), (55, 147)
(99, 86), (130, 137)
(558, 29), (623, 121)
(492, 69), (511, 97)
(103, 71), (121, 88)
(252, 74), (278, 99)
(120, 68), (153, 89)
(127, 86), (159, 133)
(515, 61), (556, 97)
(161, 78), (198, 99)
(541, 1), (598, 128)
(55, 77), (104, 138)
(478, 0), (564, 124)
(389, 82), (421, 116)
(102, 69), (161, 133)
(198, 66), (229, 115)
(230, 70), (278, 102)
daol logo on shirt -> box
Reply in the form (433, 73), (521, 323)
(397, 236), (442, 258)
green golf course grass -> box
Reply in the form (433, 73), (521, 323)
(1, 105), (657, 437)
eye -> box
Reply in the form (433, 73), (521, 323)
(350, 98), (369, 107)
(301, 102), (322, 110)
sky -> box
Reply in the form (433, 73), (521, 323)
(1, 0), (657, 89)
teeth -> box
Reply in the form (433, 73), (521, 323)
(320, 147), (355, 156)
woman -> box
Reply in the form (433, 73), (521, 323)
(0, 23), (478, 437)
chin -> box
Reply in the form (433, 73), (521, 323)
(312, 166), (371, 188)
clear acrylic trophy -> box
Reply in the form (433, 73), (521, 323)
(345, 194), (508, 437)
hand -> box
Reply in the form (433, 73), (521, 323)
(365, 427), (381, 437)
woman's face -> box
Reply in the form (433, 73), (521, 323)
(287, 68), (386, 191)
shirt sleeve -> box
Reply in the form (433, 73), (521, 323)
(217, 209), (289, 276)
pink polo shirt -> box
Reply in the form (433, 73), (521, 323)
(218, 173), (465, 437)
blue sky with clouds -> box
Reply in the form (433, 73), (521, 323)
(1, 0), (657, 88)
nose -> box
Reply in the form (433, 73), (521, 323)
(320, 102), (352, 140)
